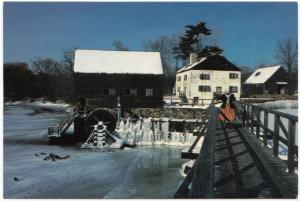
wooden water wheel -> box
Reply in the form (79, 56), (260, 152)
(85, 108), (117, 134)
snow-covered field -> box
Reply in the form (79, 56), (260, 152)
(4, 106), (187, 198)
(255, 101), (298, 157)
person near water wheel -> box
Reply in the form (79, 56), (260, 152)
(218, 90), (236, 123)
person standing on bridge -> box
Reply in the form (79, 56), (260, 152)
(218, 90), (236, 124)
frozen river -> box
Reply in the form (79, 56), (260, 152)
(4, 106), (187, 198)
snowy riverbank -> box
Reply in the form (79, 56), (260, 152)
(256, 100), (298, 110)
(4, 99), (70, 112)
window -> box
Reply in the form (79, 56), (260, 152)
(124, 88), (137, 96)
(198, 85), (211, 92)
(184, 75), (187, 80)
(229, 86), (238, 93)
(229, 73), (239, 79)
(104, 88), (116, 96)
(177, 76), (181, 81)
(200, 74), (210, 80)
(216, 87), (222, 94)
(145, 88), (153, 96)
(255, 72), (261, 76)
(177, 87), (180, 92)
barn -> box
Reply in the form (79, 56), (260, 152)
(243, 65), (290, 96)
(73, 49), (164, 108)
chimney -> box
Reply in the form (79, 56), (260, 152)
(189, 52), (198, 64)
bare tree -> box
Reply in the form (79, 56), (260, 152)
(32, 57), (60, 75)
(143, 35), (179, 94)
(143, 35), (179, 76)
(240, 66), (254, 83)
(31, 58), (60, 100)
(275, 38), (298, 78)
(112, 40), (129, 51)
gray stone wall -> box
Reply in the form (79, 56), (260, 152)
(130, 107), (206, 119)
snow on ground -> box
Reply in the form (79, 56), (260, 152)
(4, 106), (187, 198)
(5, 99), (70, 112)
(256, 100), (298, 110)
(165, 105), (209, 109)
(253, 101), (298, 158)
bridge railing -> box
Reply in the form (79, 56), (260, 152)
(236, 101), (298, 173)
(174, 105), (217, 198)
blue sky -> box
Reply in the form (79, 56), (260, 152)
(4, 2), (298, 68)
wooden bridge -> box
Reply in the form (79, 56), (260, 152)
(175, 102), (298, 198)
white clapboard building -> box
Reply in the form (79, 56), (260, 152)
(175, 53), (241, 105)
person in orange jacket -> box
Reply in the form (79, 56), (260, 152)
(218, 90), (236, 123)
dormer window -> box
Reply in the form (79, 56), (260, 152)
(200, 74), (210, 80)
(255, 72), (261, 76)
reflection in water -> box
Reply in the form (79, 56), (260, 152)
(136, 146), (182, 170)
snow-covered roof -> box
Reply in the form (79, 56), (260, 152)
(244, 65), (281, 84)
(177, 57), (207, 73)
(176, 54), (240, 73)
(74, 49), (163, 74)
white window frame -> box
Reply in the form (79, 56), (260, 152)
(145, 88), (153, 96)
(200, 74), (210, 80)
(198, 85), (211, 92)
(229, 86), (238, 93)
(104, 88), (116, 96)
(229, 73), (239, 79)
(124, 88), (137, 96)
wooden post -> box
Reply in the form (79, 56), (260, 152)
(250, 106), (254, 134)
(273, 114), (279, 157)
(242, 105), (246, 127)
(183, 119), (186, 143)
(287, 120), (296, 173)
(168, 119), (171, 141)
(237, 104), (240, 120)
(256, 109), (261, 138)
(263, 111), (268, 146)
(246, 105), (250, 128)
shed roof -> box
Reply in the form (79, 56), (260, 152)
(244, 65), (282, 84)
(176, 54), (240, 73)
(74, 49), (163, 74)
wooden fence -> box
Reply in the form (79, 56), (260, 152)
(236, 101), (298, 173)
